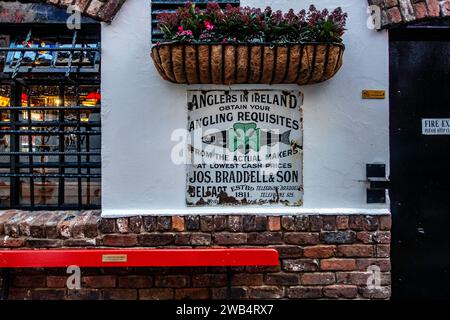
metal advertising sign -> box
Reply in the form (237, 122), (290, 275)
(186, 90), (303, 206)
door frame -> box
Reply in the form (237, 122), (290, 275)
(389, 24), (450, 299)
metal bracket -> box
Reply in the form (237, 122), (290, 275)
(366, 163), (390, 204)
(65, 30), (77, 77)
(11, 28), (32, 79)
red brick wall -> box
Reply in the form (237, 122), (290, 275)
(4, 1), (450, 26)
(1, 0), (127, 22)
(368, 0), (450, 28)
(0, 211), (391, 300)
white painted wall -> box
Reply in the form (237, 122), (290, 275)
(101, 0), (389, 217)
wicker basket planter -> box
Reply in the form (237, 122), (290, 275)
(151, 42), (344, 85)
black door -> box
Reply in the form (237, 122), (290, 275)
(390, 27), (450, 299)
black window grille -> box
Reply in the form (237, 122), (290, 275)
(0, 25), (101, 210)
(151, 0), (241, 43)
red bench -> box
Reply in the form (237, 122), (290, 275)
(0, 248), (279, 268)
(0, 248), (279, 300)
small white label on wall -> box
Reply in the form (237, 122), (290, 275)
(422, 119), (450, 135)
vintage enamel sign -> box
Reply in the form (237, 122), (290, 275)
(422, 119), (450, 135)
(186, 90), (303, 206)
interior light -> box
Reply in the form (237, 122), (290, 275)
(0, 96), (10, 107)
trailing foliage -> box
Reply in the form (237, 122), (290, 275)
(157, 2), (347, 44)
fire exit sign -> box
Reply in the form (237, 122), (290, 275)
(422, 118), (450, 135)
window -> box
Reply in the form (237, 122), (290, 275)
(151, 0), (240, 43)
(0, 25), (101, 210)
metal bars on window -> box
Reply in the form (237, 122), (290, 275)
(0, 85), (101, 210)
(2, 28), (100, 77)
(0, 25), (101, 210)
(151, 0), (240, 43)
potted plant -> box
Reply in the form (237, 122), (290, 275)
(151, 2), (347, 85)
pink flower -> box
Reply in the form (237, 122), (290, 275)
(178, 26), (184, 33)
(204, 20), (214, 31)
(185, 30), (193, 36)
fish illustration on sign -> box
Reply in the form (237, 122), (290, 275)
(202, 122), (291, 153)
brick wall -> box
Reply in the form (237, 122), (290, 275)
(368, 0), (450, 28)
(0, 211), (391, 300)
(3, 1), (450, 26)
(1, 0), (127, 22)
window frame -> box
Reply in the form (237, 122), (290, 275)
(0, 24), (101, 210)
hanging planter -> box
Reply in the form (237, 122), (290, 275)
(150, 3), (347, 85)
(151, 42), (344, 85)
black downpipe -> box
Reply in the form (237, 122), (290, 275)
(0, 268), (11, 300)
(226, 267), (232, 300)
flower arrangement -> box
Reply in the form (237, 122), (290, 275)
(151, 2), (347, 85)
(157, 2), (348, 44)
